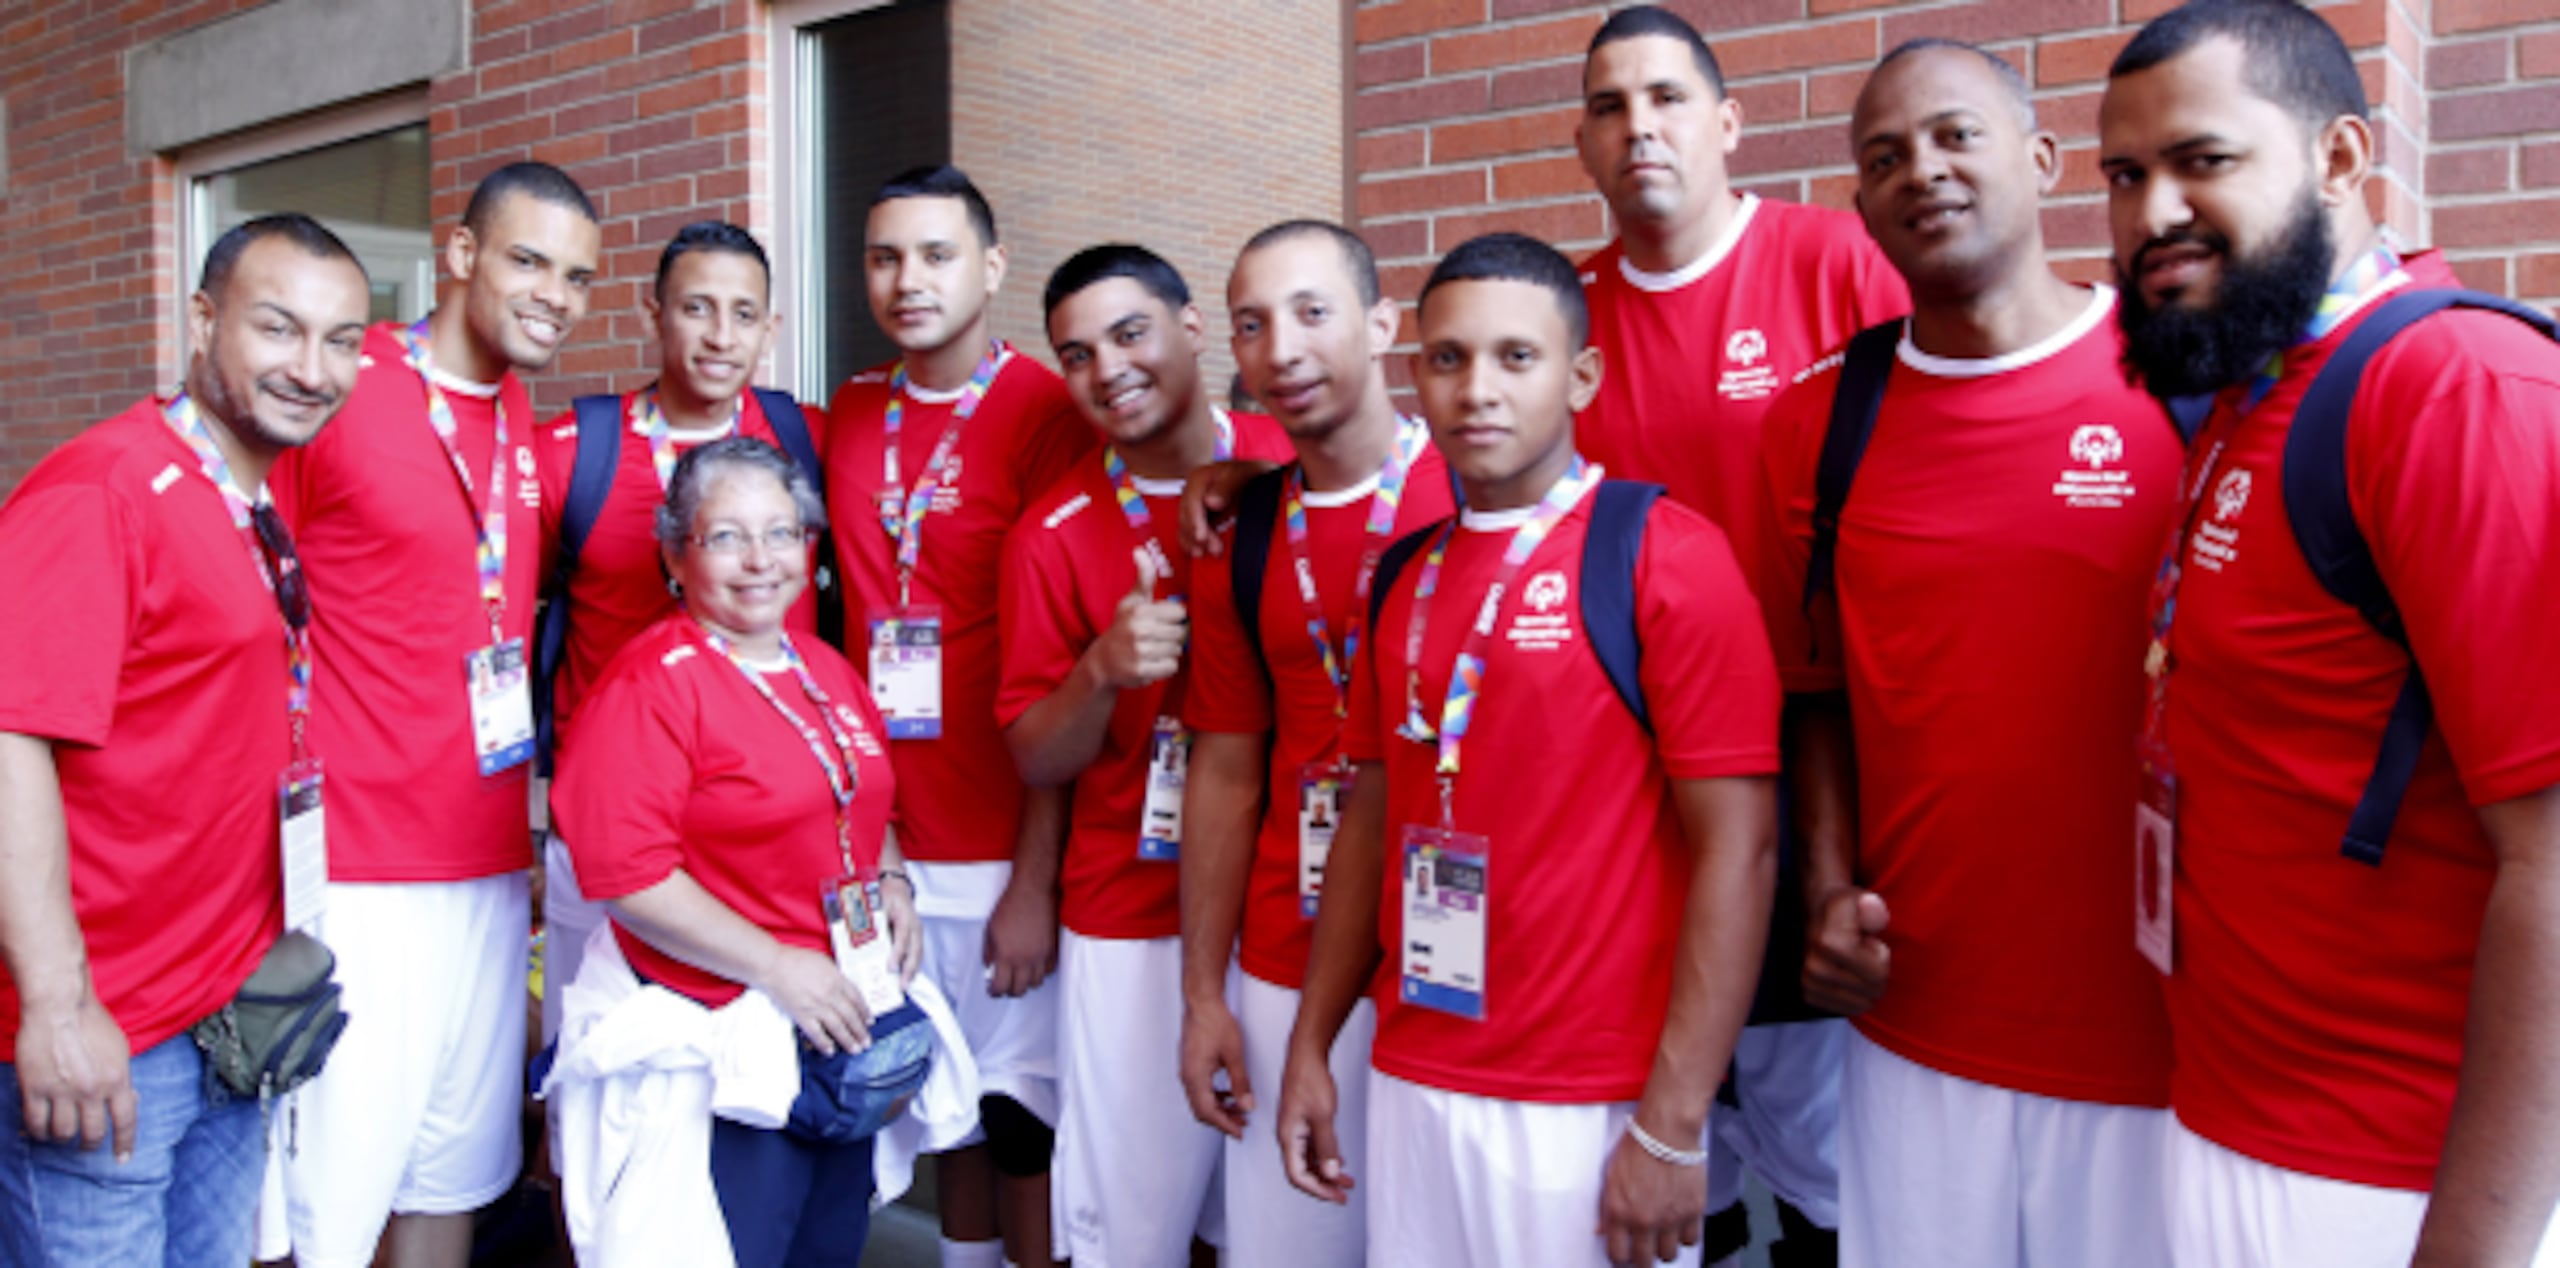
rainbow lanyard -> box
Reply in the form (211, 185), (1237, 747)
(161, 394), (312, 758)
(1399, 459), (1601, 821)
(695, 623), (867, 866)
(633, 389), (741, 492)
(1279, 415), (1429, 718)
(878, 343), (1004, 604)
(1103, 407), (1236, 598)
(397, 321), (511, 643)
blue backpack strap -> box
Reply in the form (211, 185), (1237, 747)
(1803, 321), (1903, 623)
(2163, 393), (2217, 444)
(751, 389), (846, 650)
(1228, 466), (1289, 690)
(2283, 288), (2558, 865)
(536, 393), (628, 770)
(1580, 480), (1662, 734)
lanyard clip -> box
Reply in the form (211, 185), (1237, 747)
(1437, 773), (1454, 831)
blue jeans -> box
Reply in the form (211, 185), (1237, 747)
(0, 1032), (265, 1268)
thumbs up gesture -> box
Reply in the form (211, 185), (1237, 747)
(1090, 548), (1188, 690)
(1802, 887), (1892, 1016)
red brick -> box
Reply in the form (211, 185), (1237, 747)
(458, 90), (529, 130)
(1433, 199), (1608, 249)
(1729, 78), (1804, 126)
(636, 3), (725, 55)
(477, 51), (557, 94)
(528, 5), (610, 48)
(634, 138), (727, 183)
(2519, 252), (2560, 299)
(533, 133), (610, 167)
(1360, 128), (1429, 172)
(2054, 143), (2104, 196)
(1432, 104), (1581, 162)
(636, 74), (726, 119)
(1356, 77), (1493, 131)
(2447, 256), (2511, 293)
(1808, 68), (1866, 118)
(2428, 147), (2513, 195)
(1362, 218), (1433, 260)
(1731, 119), (1848, 178)
(2526, 140), (2560, 188)
(1492, 0), (1596, 16)
(1378, 263), (1433, 305)
(1808, 171), (1859, 211)
(1358, 0), (1489, 45)
(2038, 87), (2102, 139)
(2311, 0), (2386, 49)
(553, 28), (637, 76)
(1493, 61), (1585, 109)
(1492, 154), (1591, 200)
(2435, 197), (2560, 249)
(1359, 168), (1489, 218)
(1360, 41), (1428, 88)
(2037, 30), (2131, 87)
(2122, 0), (2182, 20)
(2038, 199), (2107, 251)
(555, 96), (639, 138)
(1664, 0), (1806, 34)
(606, 116), (694, 156)
(1432, 13), (1595, 74)
(1810, 0), (1901, 12)
(1715, 19), (1878, 79)
(2523, 31), (2560, 79)
(2438, 85), (2560, 142)
(2429, 35), (2511, 89)
(1883, 0), (2110, 48)
(2436, 0), (2551, 36)
(2052, 255), (2112, 285)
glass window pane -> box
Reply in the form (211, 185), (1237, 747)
(194, 123), (433, 325)
(807, 0), (951, 393)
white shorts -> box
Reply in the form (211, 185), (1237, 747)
(1707, 1017), (1843, 1224)
(1052, 929), (1224, 1268)
(1841, 1029), (2168, 1268)
(910, 858), (1062, 1134)
(2167, 1115), (2560, 1268)
(539, 831), (606, 1047)
(1367, 1070), (1705, 1268)
(284, 873), (531, 1268)
(1226, 972), (1372, 1268)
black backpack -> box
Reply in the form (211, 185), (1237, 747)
(533, 388), (843, 768)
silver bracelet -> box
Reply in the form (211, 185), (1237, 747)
(878, 868), (914, 894)
(1626, 1119), (1708, 1168)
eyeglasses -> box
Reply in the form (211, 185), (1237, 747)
(692, 524), (813, 557)
(250, 504), (310, 630)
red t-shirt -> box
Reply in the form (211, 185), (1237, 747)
(1342, 482), (1781, 1103)
(995, 412), (1294, 939)
(534, 390), (828, 737)
(272, 322), (542, 882)
(826, 349), (1093, 863)
(1186, 440), (1458, 989)
(2158, 253), (2560, 1190)
(0, 401), (287, 1059)
(1759, 291), (2178, 1107)
(552, 617), (896, 1009)
(1579, 195), (1908, 599)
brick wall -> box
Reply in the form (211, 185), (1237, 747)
(1350, 0), (2547, 374)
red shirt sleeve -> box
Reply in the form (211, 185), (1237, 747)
(553, 658), (698, 900)
(1014, 395), (1098, 507)
(2353, 312), (2560, 807)
(1757, 369), (1846, 694)
(0, 482), (132, 746)
(995, 509), (1093, 729)
(1184, 523), (1275, 735)
(1636, 504), (1783, 780)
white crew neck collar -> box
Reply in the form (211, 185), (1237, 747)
(902, 346), (1013, 404)
(1618, 194), (1762, 293)
(1132, 474), (1186, 499)
(1896, 285), (2116, 379)
(1457, 470), (1596, 531)
(426, 365), (501, 399)
(1299, 471), (1383, 509)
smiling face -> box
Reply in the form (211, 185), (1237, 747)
(1851, 46), (2057, 299)
(1413, 277), (1601, 511)
(1576, 33), (1740, 241)
(187, 235), (373, 460)
(866, 194), (1005, 357)
(648, 248), (777, 415)
(449, 192), (601, 373)
(1228, 233), (1396, 443)
(668, 464), (809, 644)
(1047, 275), (1207, 450)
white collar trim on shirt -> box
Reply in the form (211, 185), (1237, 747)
(1131, 474), (1186, 499)
(1616, 194), (1762, 294)
(1895, 284), (2117, 379)
(1298, 471), (1383, 509)
(1457, 473), (1594, 532)
(425, 365), (502, 399)
(628, 395), (742, 443)
(901, 346), (1015, 404)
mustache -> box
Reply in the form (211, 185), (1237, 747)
(2131, 225), (2231, 276)
(259, 377), (335, 408)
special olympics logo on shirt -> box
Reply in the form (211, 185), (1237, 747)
(2068, 424), (2124, 469)
(1725, 328), (1768, 366)
(1523, 571), (1570, 613)
(516, 446), (536, 478)
(2213, 469), (2253, 522)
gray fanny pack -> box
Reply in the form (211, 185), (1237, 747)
(188, 929), (351, 1101)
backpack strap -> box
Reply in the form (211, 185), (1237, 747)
(1228, 466), (1290, 689)
(2282, 288), (2558, 865)
(752, 389), (846, 650)
(1580, 480), (1662, 735)
(1803, 321), (1903, 621)
(536, 394), (629, 770)
(2163, 393), (2217, 444)
(1366, 520), (1443, 634)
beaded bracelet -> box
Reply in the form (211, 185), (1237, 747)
(1627, 1119), (1708, 1169)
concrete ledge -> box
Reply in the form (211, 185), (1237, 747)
(126, 0), (464, 155)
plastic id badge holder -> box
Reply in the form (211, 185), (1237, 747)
(279, 760), (327, 931)
(1297, 764), (1345, 918)
(867, 607), (944, 739)
(1139, 716), (1190, 861)
(2134, 737), (2177, 975)
(1399, 826), (1488, 1020)
(824, 875), (908, 1018)
(467, 638), (535, 776)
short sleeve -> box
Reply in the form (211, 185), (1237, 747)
(1185, 524), (1276, 735)
(1635, 505), (1783, 780)
(1757, 370), (1847, 695)
(2354, 314), (2560, 807)
(995, 512), (1093, 728)
(552, 663), (698, 900)
(0, 483), (133, 746)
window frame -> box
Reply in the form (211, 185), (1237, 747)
(765, 0), (896, 402)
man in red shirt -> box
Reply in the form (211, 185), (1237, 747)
(272, 161), (602, 1268)
(998, 244), (1291, 1267)
(1276, 231), (1780, 1268)
(1761, 42), (2181, 1268)
(0, 214), (369, 1268)
(1572, 12), (1908, 1255)
(2103, 3), (2560, 1264)
(533, 220), (830, 1046)
(1180, 220), (1458, 1266)
(825, 165), (1090, 1268)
